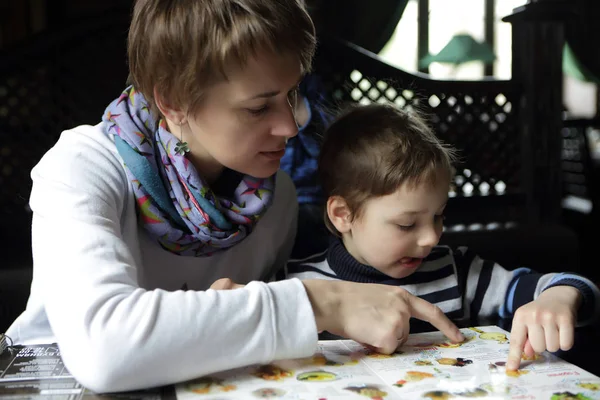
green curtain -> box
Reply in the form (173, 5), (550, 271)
(419, 34), (495, 68)
(310, 0), (409, 53)
(564, 0), (600, 83)
(563, 42), (600, 84)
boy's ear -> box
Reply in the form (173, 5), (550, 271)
(327, 196), (353, 233)
(153, 87), (186, 125)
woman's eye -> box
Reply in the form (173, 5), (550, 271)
(247, 105), (269, 116)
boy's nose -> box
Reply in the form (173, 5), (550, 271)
(418, 225), (440, 248)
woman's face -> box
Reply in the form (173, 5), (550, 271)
(176, 50), (302, 181)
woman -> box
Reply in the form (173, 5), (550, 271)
(6, 0), (462, 393)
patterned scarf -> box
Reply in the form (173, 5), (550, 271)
(102, 86), (275, 257)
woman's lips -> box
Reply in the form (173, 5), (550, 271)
(260, 149), (286, 160)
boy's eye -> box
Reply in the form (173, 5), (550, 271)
(398, 224), (415, 232)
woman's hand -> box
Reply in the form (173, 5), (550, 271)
(506, 286), (581, 370)
(302, 279), (464, 354)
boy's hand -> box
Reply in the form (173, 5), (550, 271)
(303, 280), (465, 354)
(209, 278), (244, 290)
(507, 286), (581, 370)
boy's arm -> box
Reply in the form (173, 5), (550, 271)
(508, 272), (599, 326)
(454, 247), (600, 324)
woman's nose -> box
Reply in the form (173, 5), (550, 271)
(272, 98), (299, 139)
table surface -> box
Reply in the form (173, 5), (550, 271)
(493, 317), (600, 376)
(320, 317), (600, 376)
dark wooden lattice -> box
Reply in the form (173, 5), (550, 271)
(0, 19), (560, 245)
(314, 40), (525, 226)
(0, 14), (131, 253)
(561, 119), (599, 208)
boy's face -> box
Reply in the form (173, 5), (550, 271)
(343, 176), (450, 279)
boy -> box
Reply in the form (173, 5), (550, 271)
(287, 104), (600, 371)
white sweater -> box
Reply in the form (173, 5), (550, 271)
(6, 123), (318, 393)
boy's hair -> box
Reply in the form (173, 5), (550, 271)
(318, 104), (457, 236)
(128, 0), (316, 118)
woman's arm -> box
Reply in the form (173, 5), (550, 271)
(32, 126), (465, 392)
(30, 127), (318, 392)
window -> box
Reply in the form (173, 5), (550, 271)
(428, 0), (485, 79)
(378, 0), (419, 74)
(494, 0), (528, 79)
(379, 0), (528, 80)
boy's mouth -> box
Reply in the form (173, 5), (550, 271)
(399, 257), (423, 269)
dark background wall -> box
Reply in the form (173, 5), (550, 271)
(0, 0), (132, 50)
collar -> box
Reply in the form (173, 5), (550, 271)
(327, 237), (396, 283)
(326, 237), (433, 286)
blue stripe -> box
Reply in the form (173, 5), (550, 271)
(413, 263), (455, 281)
(511, 272), (544, 311)
(446, 308), (464, 320)
(420, 285), (461, 304)
(500, 267), (531, 317)
(548, 273), (589, 287)
(287, 264), (339, 279)
(470, 259), (494, 318)
(426, 247), (452, 262)
(454, 247), (477, 298)
(288, 250), (328, 266)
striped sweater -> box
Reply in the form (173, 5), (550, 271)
(287, 238), (599, 324)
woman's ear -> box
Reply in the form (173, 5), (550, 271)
(326, 196), (353, 234)
(153, 87), (186, 124)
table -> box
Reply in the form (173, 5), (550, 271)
(319, 317), (600, 376)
